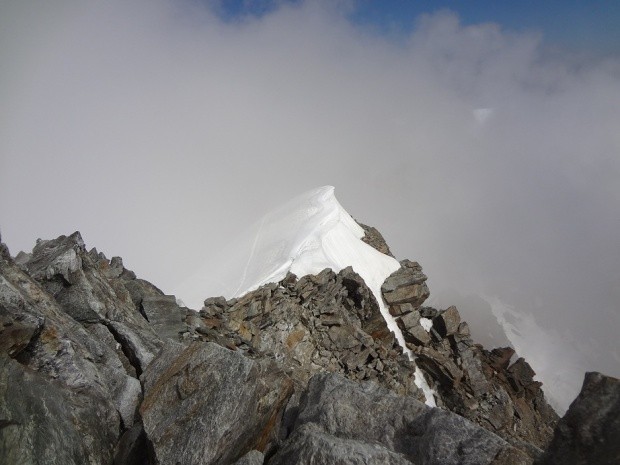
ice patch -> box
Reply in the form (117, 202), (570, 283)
(420, 317), (433, 332)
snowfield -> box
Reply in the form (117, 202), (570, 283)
(174, 186), (436, 405)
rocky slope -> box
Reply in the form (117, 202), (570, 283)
(1, 229), (618, 465)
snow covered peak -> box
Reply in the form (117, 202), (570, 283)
(174, 185), (399, 307)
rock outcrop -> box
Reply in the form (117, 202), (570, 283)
(0, 229), (613, 465)
(191, 267), (423, 400)
(536, 372), (620, 465)
(140, 341), (293, 464)
(272, 372), (531, 465)
(392, 301), (558, 450)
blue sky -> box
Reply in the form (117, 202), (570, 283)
(214, 0), (620, 56)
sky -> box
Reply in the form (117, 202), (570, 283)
(1, 0), (619, 411)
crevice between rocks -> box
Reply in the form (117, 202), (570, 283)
(102, 320), (144, 378)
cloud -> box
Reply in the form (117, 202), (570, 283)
(1, 0), (619, 410)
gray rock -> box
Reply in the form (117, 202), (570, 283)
(19, 232), (164, 375)
(0, 229), (566, 464)
(278, 372), (529, 465)
(0, 303), (43, 358)
(121, 277), (166, 309)
(140, 295), (188, 341)
(537, 372), (620, 465)
(1, 243), (125, 407)
(381, 260), (429, 307)
(397, 309), (432, 346)
(358, 222), (395, 257)
(233, 449), (264, 465)
(433, 305), (461, 337)
(270, 423), (414, 465)
(84, 323), (142, 427)
(113, 423), (148, 465)
(140, 341), (294, 465)
(0, 355), (119, 465)
(407, 306), (557, 452)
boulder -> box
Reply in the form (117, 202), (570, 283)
(140, 295), (188, 341)
(270, 423), (413, 465)
(537, 372), (620, 465)
(381, 260), (429, 307)
(433, 305), (461, 337)
(140, 342), (294, 465)
(397, 309), (432, 346)
(272, 373), (530, 465)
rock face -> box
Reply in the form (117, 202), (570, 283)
(271, 373), (530, 465)
(536, 372), (620, 465)
(140, 341), (293, 464)
(0, 232), (190, 464)
(0, 229), (613, 465)
(0, 355), (119, 465)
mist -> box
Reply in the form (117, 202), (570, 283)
(1, 0), (619, 411)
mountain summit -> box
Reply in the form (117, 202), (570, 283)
(1, 193), (618, 464)
(175, 186), (437, 404)
(174, 186), (400, 305)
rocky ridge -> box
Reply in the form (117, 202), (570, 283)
(1, 229), (618, 464)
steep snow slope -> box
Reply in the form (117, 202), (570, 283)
(174, 186), (436, 405)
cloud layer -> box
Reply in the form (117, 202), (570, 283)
(2, 1), (619, 410)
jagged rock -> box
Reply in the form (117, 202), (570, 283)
(489, 347), (515, 372)
(507, 357), (538, 396)
(141, 295), (188, 340)
(20, 232), (164, 374)
(537, 372), (620, 465)
(433, 305), (461, 337)
(399, 303), (558, 452)
(381, 259), (429, 307)
(358, 221), (395, 257)
(0, 242), (138, 431)
(13, 250), (31, 268)
(190, 263), (558, 455)
(419, 306), (439, 318)
(140, 341), (294, 465)
(389, 302), (414, 316)
(272, 373), (530, 465)
(397, 309), (432, 346)
(413, 345), (464, 387)
(122, 277), (166, 309)
(202, 296), (229, 316)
